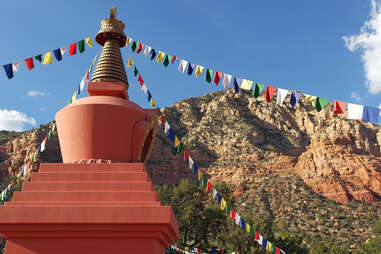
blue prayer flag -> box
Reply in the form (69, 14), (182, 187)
(147, 91), (152, 102)
(168, 129), (175, 141)
(262, 238), (267, 248)
(187, 63), (195, 75)
(233, 77), (241, 93)
(150, 49), (157, 60)
(3, 64), (13, 79)
(211, 248), (216, 254)
(290, 91), (301, 107)
(240, 218), (246, 229)
(53, 48), (62, 61)
(192, 163), (198, 174)
(362, 106), (380, 124)
(217, 194), (222, 204)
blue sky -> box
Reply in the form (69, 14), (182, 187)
(0, 0), (380, 131)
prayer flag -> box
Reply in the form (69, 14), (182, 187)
(276, 88), (289, 106)
(212, 188), (218, 199)
(220, 198), (226, 210)
(69, 43), (77, 55)
(233, 77), (242, 93)
(12, 62), (22, 72)
(131, 41), (137, 52)
(136, 43), (144, 54)
(239, 218), (245, 229)
(164, 121), (170, 133)
(192, 162), (198, 174)
(262, 238), (267, 249)
(254, 231), (260, 241)
(265, 85), (277, 102)
(178, 59), (188, 73)
(334, 101), (347, 114)
(43, 52), (53, 65)
(246, 223), (251, 234)
(144, 45), (151, 58)
(40, 137), (48, 152)
(150, 48), (157, 60)
(266, 242), (273, 252)
(253, 83), (265, 98)
(85, 37), (93, 48)
(160, 114), (165, 125)
(304, 94), (317, 105)
(225, 203), (231, 215)
(217, 194), (222, 204)
(235, 214), (240, 226)
(53, 48), (62, 61)
(316, 97), (330, 112)
(240, 79), (253, 90)
(194, 65), (204, 77)
(168, 129), (175, 141)
(147, 91), (152, 101)
(175, 136), (180, 148)
(177, 143), (184, 154)
(188, 155), (194, 169)
(24, 58), (34, 70)
(276, 247), (281, 254)
(187, 63), (195, 75)
(198, 170), (203, 181)
(92, 55), (97, 65)
(249, 227), (254, 238)
(184, 150), (189, 160)
(138, 74), (144, 85)
(133, 67), (138, 76)
(78, 40), (85, 53)
(206, 181), (212, 193)
(126, 37), (132, 46)
(141, 84), (148, 94)
(151, 98), (156, 108)
(290, 91), (301, 107)
(60, 46), (68, 55)
(230, 209), (236, 220)
(80, 78), (85, 91)
(205, 68), (213, 83)
(222, 74), (232, 89)
(163, 54), (171, 67)
(214, 71), (222, 85)
(202, 176), (207, 188)
(157, 51), (164, 63)
(3, 64), (13, 79)
(362, 106), (380, 124)
(34, 54), (42, 62)
(84, 71), (89, 83)
(172, 56), (178, 64)
(127, 57), (134, 68)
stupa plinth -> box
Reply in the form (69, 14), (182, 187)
(0, 7), (178, 254)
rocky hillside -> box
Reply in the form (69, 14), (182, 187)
(0, 89), (380, 246)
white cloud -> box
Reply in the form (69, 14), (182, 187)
(40, 107), (47, 112)
(27, 90), (45, 97)
(350, 91), (363, 103)
(343, 0), (381, 94)
(0, 109), (36, 131)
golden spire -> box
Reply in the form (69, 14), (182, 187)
(91, 6), (129, 88)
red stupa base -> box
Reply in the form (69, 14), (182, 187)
(0, 163), (178, 254)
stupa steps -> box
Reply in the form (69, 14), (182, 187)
(22, 182), (153, 192)
(12, 191), (159, 202)
(31, 172), (149, 182)
(39, 163), (145, 172)
(4, 201), (161, 207)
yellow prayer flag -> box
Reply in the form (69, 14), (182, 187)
(157, 51), (164, 63)
(175, 136), (180, 147)
(185, 247), (189, 251)
(126, 37), (132, 46)
(43, 52), (53, 65)
(151, 98), (156, 108)
(220, 198), (226, 210)
(198, 170), (203, 181)
(72, 92), (77, 102)
(266, 241), (272, 251)
(85, 37), (93, 48)
(195, 65), (204, 78)
(92, 55), (98, 65)
(127, 57), (134, 68)
(246, 223), (251, 233)
(240, 79), (253, 90)
(304, 93), (317, 106)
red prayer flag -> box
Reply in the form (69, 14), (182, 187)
(161, 114), (165, 124)
(84, 71), (89, 83)
(24, 58), (34, 70)
(265, 85), (277, 102)
(184, 150), (189, 161)
(171, 56), (178, 64)
(206, 181), (212, 193)
(230, 209), (236, 220)
(220, 250), (224, 253)
(138, 74), (144, 86)
(254, 231), (260, 240)
(276, 247), (281, 254)
(69, 43), (77, 55)
(214, 71), (222, 86)
(136, 43), (144, 54)
(334, 100), (347, 114)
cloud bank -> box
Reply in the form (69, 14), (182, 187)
(0, 109), (36, 131)
(27, 90), (46, 97)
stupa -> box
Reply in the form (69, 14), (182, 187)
(0, 7), (178, 254)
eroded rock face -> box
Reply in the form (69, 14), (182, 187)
(0, 90), (380, 205)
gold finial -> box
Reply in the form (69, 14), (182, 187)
(110, 6), (117, 19)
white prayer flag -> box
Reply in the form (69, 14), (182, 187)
(258, 235), (263, 245)
(40, 138), (47, 152)
(60, 46), (68, 55)
(222, 74), (232, 89)
(276, 88), (289, 106)
(144, 45), (151, 58)
(164, 121), (170, 133)
(235, 214), (241, 226)
(347, 103), (364, 120)
(178, 59), (188, 73)
(12, 61), (22, 72)
(240, 79), (253, 90)
(212, 188), (218, 199)
(141, 84), (148, 94)
(80, 78), (86, 91)
(188, 156), (194, 169)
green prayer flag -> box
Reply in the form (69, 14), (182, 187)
(226, 203), (231, 215)
(205, 68), (213, 83)
(48, 129), (52, 139)
(315, 97), (330, 112)
(253, 82), (265, 98)
(163, 54), (171, 67)
(202, 176), (207, 189)
(78, 40), (85, 53)
(176, 143), (184, 154)
(271, 244), (276, 253)
(34, 54), (42, 62)
(131, 41), (137, 52)
(133, 66), (138, 76)
(249, 227), (254, 237)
